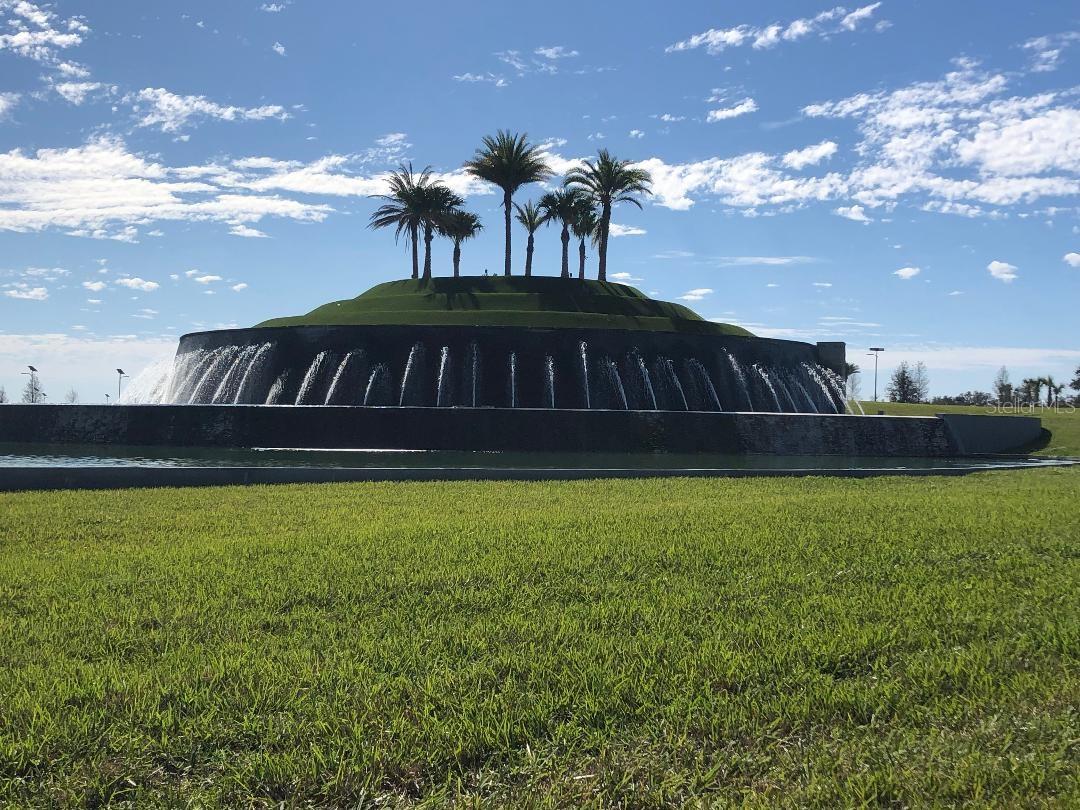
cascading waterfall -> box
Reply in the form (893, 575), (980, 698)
(802, 363), (841, 414)
(579, 341), (591, 409)
(233, 343), (274, 404)
(435, 346), (451, 407)
(544, 355), (556, 408)
(363, 365), (387, 406)
(398, 343), (423, 406)
(725, 350), (754, 411)
(467, 342), (480, 407)
(265, 371), (290, 405)
(823, 367), (859, 415)
(211, 344), (257, 404)
(753, 364), (783, 412)
(687, 359), (722, 410)
(662, 358), (688, 410)
(606, 358), (628, 409)
(508, 352), (517, 408)
(636, 353), (658, 410)
(296, 350), (333, 405)
(170, 350), (215, 403)
(189, 346), (240, 404)
(120, 357), (176, 404)
(787, 372), (819, 413)
(771, 373), (800, 412)
(324, 350), (365, 405)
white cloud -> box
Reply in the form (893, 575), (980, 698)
(679, 287), (714, 301)
(782, 140), (838, 169)
(81, 280), (106, 292)
(271, 41), (286, 56)
(260, 3), (287, 11)
(115, 277), (159, 291)
(193, 274), (221, 284)
(229, 224), (268, 238)
(534, 46), (578, 60)
(667, 4), (883, 55)
(608, 223), (646, 237)
(610, 272), (643, 282)
(4, 284), (48, 300)
(375, 132), (408, 147)
(707, 98), (757, 122)
(52, 80), (101, 104)
(953, 107), (1080, 177)
(987, 260), (1018, 283)
(0, 0), (88, 67)
(184, 269), (199, 277)
(834, 204), (871, 222)
(812, 281), (833, 287)
(231, 282), (248, 291)
(656, 113), (685, 122)
(452, 72), (508, 87)
(1021, 32), (1080, 73)
(1064, 252), (1080, 268)
(130, 87), (291, 132)
(893, 266), (921, 280)
(0, 91), (21, 118)
(629, 129), (644, 139)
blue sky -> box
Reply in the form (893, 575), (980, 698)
(1, 0), (1078, 402)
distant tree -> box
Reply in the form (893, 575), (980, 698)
(538, 188), (585, 279)
(64, 388), (79, 404)
(439, 209), (483, 278)
(417, 185), (464, 280)
(0, 385), (7, 404)
(912, 361), (930, 402)
(1019, 377), (1043, 404)
(21, 375), (44, 404)
(368, 163), (434, 280)
(844, 362), (861, 400)
(513, 200), (548, 277)
(464, 131), (552, 277)
(993, 366), (1012, 404)
(932, 391), (992, 406)
(569, 198), (599, 280)
(1043, 376), (1065, 406)
(563, 149), (652, 281)
(1071, 365), (1080, 393)
(887, 362), (921, 403)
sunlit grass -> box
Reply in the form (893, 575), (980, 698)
(2, 468), (1078, 806)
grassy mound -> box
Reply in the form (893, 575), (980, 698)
(255, 277), (753, 336)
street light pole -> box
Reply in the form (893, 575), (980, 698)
(116, 369), (128, 402)
(868, 348), (885, 402)
(20, 365), (40, 403)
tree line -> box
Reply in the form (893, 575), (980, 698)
(368, 130), (652, 282)
(846, 362), (1080, 406)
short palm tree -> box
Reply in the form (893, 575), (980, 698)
(569, 198), (599, 280)
(418, 184), (463, 280)
(514, 200), (548, 277)
(564, 149), (652, 281)
(368, 163), (430, 279)
(464, 131), (552, 277)
(439, 210), (483, 278)
(538, 188), (585, 278)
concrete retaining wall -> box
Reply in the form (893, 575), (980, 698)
(0, 405), (1042, 457)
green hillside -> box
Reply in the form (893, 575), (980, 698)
(255, 277), (753, 336)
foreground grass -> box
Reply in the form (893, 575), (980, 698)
(2, 469), (1078, 806)
(860, 400), (1080, 457)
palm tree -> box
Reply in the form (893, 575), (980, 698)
(1043, 375), (1064, 406)
(514, 200), (548, 277)
(563, 149), (651, 282)
(538, 188), (584, 278)
(418, 184), (463, 280)
(463, 131), (552, 277)
(368, 163), (431, 279)
(569, 198), (598, 280)
(439, 210), (483, 278)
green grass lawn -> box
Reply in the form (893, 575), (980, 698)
(255, 277), (752, 336)
(2, 468), (1078, 806)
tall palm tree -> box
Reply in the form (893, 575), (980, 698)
(569, 198), (599, 280)
(368, 163), (431, 279)
(514, 200), (548, 277)
(418, 184), (463, 280)
(463, 131), (552, 277)
(538, 188), (584, 278)
(564, 149), (652, 281)
(439, 210), (483, 278)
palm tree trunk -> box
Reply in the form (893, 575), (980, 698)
(525, 233), (534, 277)
(597, 202), (611, 282)
(410, 224), (419, 280)
(453, 241), (461, 278)
(503, 189), (512, 277)
(422, 223), (433, 280)
(560, 223), (570, 278)
(578, 238), (586, 280)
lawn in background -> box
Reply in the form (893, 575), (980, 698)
(2, 466), (1078, 806)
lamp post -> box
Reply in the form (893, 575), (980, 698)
(867, 348), (885, 402)
(116, 368), (128, 402)
(105, 393), (110, 405)
(20, 365), (40, 403)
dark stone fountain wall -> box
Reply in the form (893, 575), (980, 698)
(173, 323), (847, 410)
